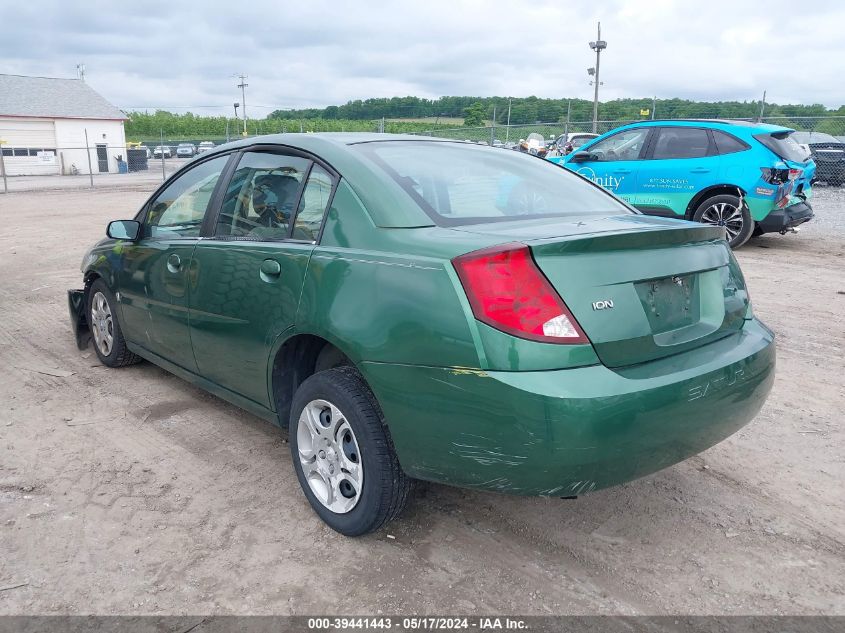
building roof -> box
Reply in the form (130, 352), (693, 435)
(0, 74), (126, 120)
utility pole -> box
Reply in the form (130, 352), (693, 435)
(235, 74), (248, 136)
(491, 105), (496, 145)
(84, 129), (94, 188)
(589, 22), (607, 133)
(0, 139), (8, 194)
(76, 63), (85, 81)
(505, 98), (512, 143)
(159, 130), (166, 182)
(652, 96), (656, 120)
(758, 90), (767, 122)
(564, 101), (571, 139)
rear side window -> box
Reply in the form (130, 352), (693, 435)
(354, 141), (629, 226)
(292, 165), (334, 241)
(712, 131), (749, 155)
(651, 127), (711, 159)
(755, 132), (810, 163)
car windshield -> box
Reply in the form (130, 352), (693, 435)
(354, 141), (629, 226)
(755, 131), (810, 162)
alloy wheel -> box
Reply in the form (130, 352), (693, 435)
(296, 399), (363, 514)
(700, 202), (744, 241)
(90, 291), (114, 356)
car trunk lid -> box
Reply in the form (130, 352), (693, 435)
(451, 214), (750, 367)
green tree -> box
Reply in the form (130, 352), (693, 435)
(463, 102), (486, 127)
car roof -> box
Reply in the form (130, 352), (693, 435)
(607, 118), (793, 135)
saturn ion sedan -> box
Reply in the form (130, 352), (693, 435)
(69, 134), (775, 536)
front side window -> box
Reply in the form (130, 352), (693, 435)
(293, 165), (334, 241)
(145, 154), (229, 238)
(651, 127), (711, 159)
(354, 141), (629, 226)
(587, 128), (650, 161)
(215, 152), (310, 240)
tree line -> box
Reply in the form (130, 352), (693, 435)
(268, 96), (843, 125)
(124, 97), (845, 140)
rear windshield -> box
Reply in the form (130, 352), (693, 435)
(353, 141), (629, 226)
(791, 131), (839, 144)
(755, 132), (810, 162)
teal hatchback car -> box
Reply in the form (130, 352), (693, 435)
(550, 119), (815, 247)
(70, 134), (775, 535)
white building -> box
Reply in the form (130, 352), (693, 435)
(0, 74), (127, 176)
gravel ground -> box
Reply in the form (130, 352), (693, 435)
(0, 185), (843, 615)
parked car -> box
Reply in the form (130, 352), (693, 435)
(552, 132), (599, 156)
(176, 143), (197, 158)
(790, 131), (844, 186)
(196, 141), (215, 155)
(152, 145), (172, 159)
(69, 133), (775, 536)
(549, 120), (816, 248)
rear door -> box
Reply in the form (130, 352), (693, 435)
(565, 127), (651, 201)
(118, 153), (232, 371)
(188, 149), (337, 408)
(632, 126), (720, 217)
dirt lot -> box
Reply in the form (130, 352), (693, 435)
(0, 185), (843, 616)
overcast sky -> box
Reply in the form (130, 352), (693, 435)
(2, 0), (843, 115)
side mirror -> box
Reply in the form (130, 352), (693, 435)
(106, 220), (141, 241)
(569, 151), (596, 163)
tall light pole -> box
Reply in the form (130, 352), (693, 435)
(588, 22), (607, 133)
(235, 74), (248, 136)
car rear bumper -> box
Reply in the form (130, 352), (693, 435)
(362, 318), (775, 496)
(757, 201), (814, 234)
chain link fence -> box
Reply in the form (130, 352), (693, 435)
(412, 116), (845, 143)
(3, 117), (845, 193)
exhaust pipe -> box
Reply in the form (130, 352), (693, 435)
(780, 226), (800, 235)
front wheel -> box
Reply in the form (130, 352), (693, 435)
(86, 278), (142, 367)
(693, 194), (753, 248)
(290, 367), (412, 536)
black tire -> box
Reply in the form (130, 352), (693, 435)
(86, 278), (142, 368)
(289, 367), (412, 536)
(692, 194), (754, 249)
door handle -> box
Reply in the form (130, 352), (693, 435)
(690, 168), (711, 173)
(166, 253), (182, 273)
(260, 258), (282, 282)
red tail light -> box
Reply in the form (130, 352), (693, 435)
(452, 243), (588, 344)
(788, 168), (803, 181)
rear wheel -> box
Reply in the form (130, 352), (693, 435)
(289, 367), (412, 536)
(693, 194), (753, 248)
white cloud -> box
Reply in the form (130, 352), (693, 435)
(1, 0), (842, 113)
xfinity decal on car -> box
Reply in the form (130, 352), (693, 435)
(576, 166), (624, 191)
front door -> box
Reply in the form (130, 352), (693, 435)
(118, 154), (232, 372)
(96, 144), (109, 173)
(189, 150), (336, 408)
(565, 127), (651, 202)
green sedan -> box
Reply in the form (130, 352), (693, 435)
(69, 134), (776, 536)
